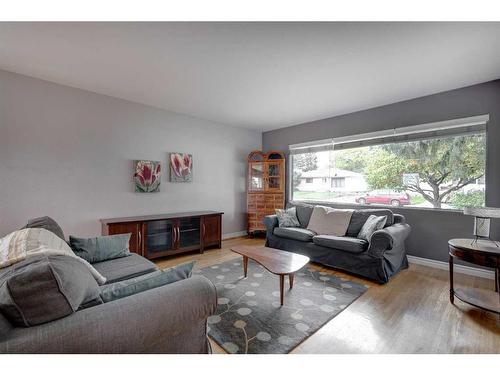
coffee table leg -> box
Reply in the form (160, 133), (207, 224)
(279, 274), (284, 306)
(243, 256), (248, 278)
(289, 273), (294, 289)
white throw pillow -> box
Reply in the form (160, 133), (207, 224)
(0, 228), (107, 285)
(306, 206), (354, 236)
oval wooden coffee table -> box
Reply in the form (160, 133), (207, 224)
(231, 245), (310, 306)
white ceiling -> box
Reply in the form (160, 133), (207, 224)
(1, 22), (500, 131)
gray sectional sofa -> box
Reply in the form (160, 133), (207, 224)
(265, 203), (411, 284)
(0, 217), (217, 354)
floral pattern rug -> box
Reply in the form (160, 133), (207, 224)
(195, 258), (368, 354)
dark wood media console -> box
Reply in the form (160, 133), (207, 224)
(101, 211), (223, 260)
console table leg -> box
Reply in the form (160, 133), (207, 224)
(289, 273), (294, 289)
(243, 256), (248, 278)
(449, 255), (455, 304)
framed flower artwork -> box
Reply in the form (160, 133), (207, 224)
(134, 160), (161, 192)
(169, 153), (193, 182)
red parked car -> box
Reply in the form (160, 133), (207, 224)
(355, 189), (411, 207)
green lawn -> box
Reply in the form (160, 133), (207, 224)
(292, 191), (338, 200)
(409, 195), (425, 205)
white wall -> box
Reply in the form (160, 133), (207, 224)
(0, 70), (261, 237)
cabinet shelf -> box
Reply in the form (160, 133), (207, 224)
(146, 232), (171, 238)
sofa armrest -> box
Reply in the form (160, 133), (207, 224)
(367, 223), (411, 258)
(264, 215), (279, 236)
(0, 275), (217, 353)
(393, 214), (406, 224)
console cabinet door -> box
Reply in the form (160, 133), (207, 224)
(202, 214), (221, 248)
(107, 222), (142, 255)
(143, 219), (177, 259)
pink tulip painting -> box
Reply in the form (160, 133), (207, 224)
(169, 153), (193, 182)
(134, 160), (161, 192)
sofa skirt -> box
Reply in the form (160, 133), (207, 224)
(266, 234), (408, 284)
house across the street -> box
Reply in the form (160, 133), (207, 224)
(296, 168), (368, 193)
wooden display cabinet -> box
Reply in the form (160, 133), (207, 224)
(247, 151), (285, 234)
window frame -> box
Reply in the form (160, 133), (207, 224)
(288, 115), (489, 212)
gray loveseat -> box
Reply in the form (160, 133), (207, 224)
(265, 203), (411, 284)
(0, 217), (217, 354)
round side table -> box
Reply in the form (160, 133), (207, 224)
(448, 238), (499, 315)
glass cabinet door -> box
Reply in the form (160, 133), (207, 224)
(266, 162), (282, 190)
(249, 162), (264, 191)
(145, 220), (175, 257)
(178, 217), (201, 249)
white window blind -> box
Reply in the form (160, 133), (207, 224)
(289, 114), (489, 154)
(289, 139), (334, 155)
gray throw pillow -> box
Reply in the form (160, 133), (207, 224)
(357, 215), (387, 241)
(0, 254), (102, 327)
(69, 233), (131, 264)
(23, 216), (65, 240)
(99, 261), (195, 302)
(275, 207), (301, 228)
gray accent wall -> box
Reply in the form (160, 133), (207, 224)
(0, 70), (261, 237)
(263, 80), (500, 263)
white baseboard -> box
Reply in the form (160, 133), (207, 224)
(407, 255), (495, 280)
(222, 231), (248, 240)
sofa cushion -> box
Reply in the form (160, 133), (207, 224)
(0, 254), (102, 327)
(273, 227), (315, 242)
(312, 235), (368, 254)
(69, 233), (131, 264)
(287, 202), (314, 228)
(0, 311), (11, 336)
(23, 216), (65, 241)
(307, 206), (354, 236)
(99, 261), (195, 302)
(346, 209), (394, 237)
(92, 253), (158, 284)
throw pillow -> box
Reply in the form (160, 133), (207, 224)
(275, 207), (301, 228)
(69, 233), (131, 264)
(346, 209), (394, 237)
(0, 228), (107, 285)
(0, 254), (102, 327)
(99, 261), (195, 302)
(357, 215), (387, 241)
(23, 216), (65, 241)
(306, 206), (354, 236)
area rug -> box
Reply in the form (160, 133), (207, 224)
(195, 258), (368, 354)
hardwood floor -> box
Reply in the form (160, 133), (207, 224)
(155, 237), (500, 354)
